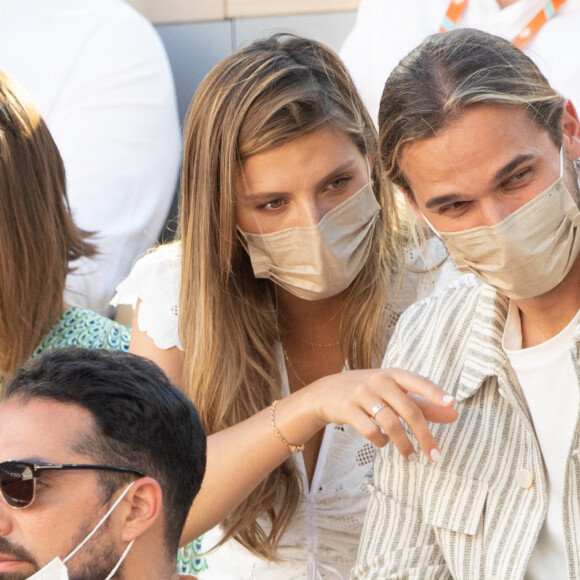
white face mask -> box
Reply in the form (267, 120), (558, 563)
(27, 482), (136, 580)
(238, 182), (381, 300)
(424, 149), (580, 300)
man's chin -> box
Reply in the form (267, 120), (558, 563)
(0, 569), (35, 580)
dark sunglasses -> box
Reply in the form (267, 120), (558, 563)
(0, 460), (144, 509)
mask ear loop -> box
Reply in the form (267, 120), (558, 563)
(103, 539), (135, 580)
(560, 146), (564, 179)
(419, 211), (442, 239)
(63, 481), (136, 564)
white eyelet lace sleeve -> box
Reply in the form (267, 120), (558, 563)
(111, 242), (183, 350)
(387, 236), (461, 339)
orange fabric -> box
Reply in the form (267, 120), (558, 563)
(513, 0), (568, 45)
(440, 0), (568, 45)
(439, 0), (468, 32)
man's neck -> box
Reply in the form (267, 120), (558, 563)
(514, 255), (580, 348)
(124, 547), (180, 580)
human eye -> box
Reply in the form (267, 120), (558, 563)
(326, 175), (352, 191)
(504, 167), (532, 189)
(32, 472), (51, 493)
(35, 476), (48, 490)
(438, 199), (471, 216)
(257, 198), (285, 211)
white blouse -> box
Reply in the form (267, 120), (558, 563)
(112, 239), (458, 579)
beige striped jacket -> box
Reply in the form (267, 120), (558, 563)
(352, 275), (580, 580)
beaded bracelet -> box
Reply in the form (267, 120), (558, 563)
(270, 400), (305, 454)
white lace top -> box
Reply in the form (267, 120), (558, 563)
(112, 239), (458, 579)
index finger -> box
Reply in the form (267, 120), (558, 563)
(376, 367), (455, 407)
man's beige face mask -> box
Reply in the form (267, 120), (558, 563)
(424, 148), (580, 300)
(238, 182), (380, 300)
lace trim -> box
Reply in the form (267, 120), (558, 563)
(111, 243), (182, 350)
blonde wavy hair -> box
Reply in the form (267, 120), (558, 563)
(178, 34), (405, 559)
(0, 71), (95, 378)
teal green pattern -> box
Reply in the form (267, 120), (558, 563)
(33, 307), (130, 355)
(177, 538), (208, 575)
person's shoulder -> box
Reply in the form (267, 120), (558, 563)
(112, 243), (182, 351)
(396, 273), (483, 333)
(112, 242), (182, 309)
(33, 307), (130, 355)
(137, 242), (182, 268)
(383, 275), (487, 377)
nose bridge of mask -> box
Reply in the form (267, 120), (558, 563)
(318, 181), (374, 231)
(63, 481), (136, 564)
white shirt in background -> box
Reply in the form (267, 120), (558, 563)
(0, 0), (181, 313)
(340, 0), (580, 126)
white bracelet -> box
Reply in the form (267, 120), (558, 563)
(270, 400), (305, 454)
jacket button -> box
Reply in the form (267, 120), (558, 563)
(517, 469), (534, 490)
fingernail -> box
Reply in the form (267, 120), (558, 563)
(442, 395), (455, 405)
(407, 452), (417, 463)
(430, 449), (441, 463)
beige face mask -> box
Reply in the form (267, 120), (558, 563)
(238, 182), (380, 300)
(427, 149), (580, 300)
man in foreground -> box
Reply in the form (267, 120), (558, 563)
(0, 348), (206, 579)
(353, 28), (580, 579)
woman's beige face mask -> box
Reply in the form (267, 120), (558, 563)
(424, 149), (580, 300)
(238, 182), (380, 300)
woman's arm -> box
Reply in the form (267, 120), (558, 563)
(129, 301), (457, 547)
(179, 367), (457, 545)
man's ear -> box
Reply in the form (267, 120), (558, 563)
(397, 185), (428, 224)
(118, 477), (163, 543)
(561, 99), (580, 160)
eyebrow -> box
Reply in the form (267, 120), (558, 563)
(243, 158), (359, 201)
(424, 153), (537, 210)
(8, 456), (48, 465)
(491, 153), (536, 184)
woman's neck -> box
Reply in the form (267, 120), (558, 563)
(274, 287), (344, 345)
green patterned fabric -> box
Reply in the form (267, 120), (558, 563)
(33, 307), (130, 355)
(177, 538), (208, 575)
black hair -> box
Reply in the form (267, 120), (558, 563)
(2, 348), (206, 553)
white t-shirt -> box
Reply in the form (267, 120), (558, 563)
(340, 0), (580, 125)
(503, 302), (580, 579)
(0, 0), (181, 313)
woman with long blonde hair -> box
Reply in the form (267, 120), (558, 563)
(114, 34), (457, 578)
(0, 70), (130, 382)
